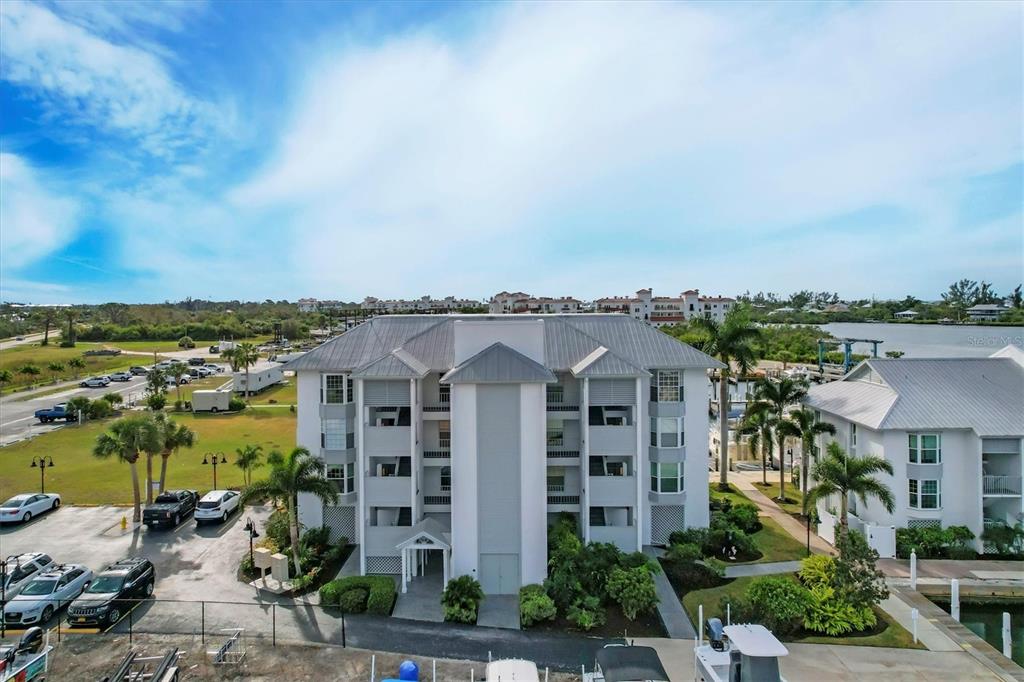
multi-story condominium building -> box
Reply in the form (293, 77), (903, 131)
(487, 293), (581, 315)
(803, 345), (1024, 552)
(965, 304), (1008, 321)
(360, 296), (482, 313)
(287, 314), (720, 594)
(297, 298), (350, 313)
(594, 289), (736, 327)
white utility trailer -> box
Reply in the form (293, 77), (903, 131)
(192, 389), (232, 413)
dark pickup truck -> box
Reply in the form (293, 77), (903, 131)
(142, 490), (198, 529)
(34, 403), (78, 423)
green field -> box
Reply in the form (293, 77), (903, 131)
(0, 411), (296, 504)
(248, 379), (297, 405)
(752, 481), (806, 516)
(739, 517), (812, 564)
(106, 336), (272, 354)
(0, 343), (161, 393)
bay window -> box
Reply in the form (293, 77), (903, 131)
(650, 462), (683, 494)
(908, 433), (941, 464)
(324, 375), (347, 404)
(326, 462), (355, 494)
(322, 419), (345, 449)
(650, 417), (684, 448)
(440, 466), (451, 492)
(651, 370), (682, 402)
(908, 479), (940, 509)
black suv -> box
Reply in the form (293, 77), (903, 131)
(142, 490), (198, 529)
(66, 558), (154, 627)
(188, 357), (206, 366)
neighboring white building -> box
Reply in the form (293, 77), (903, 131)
(297, 298), (349, 313)
(595, 288), (735, 327)
(893, 310), (920, 319)
(286, 314), (720, 595)
(487, 293), (580, 315)
(803, 346), (1024, 552)
(362, 296), (482, 314)
(965, 304), (1008, 321)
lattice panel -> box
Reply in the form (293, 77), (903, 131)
(907, 518), (941, 529)
(366, 555), (402, 575)
(651, 505), (685, 545)
(323, 505), (356, 544)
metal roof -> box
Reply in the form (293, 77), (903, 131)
(570, 346), (648, 378)
(805, 356), (1024, 436)
(351, 351), (429, 379)
(284, 314), (722, 376)
(440, 343), (557, 384)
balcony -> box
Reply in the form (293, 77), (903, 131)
(363, 476), (412, 506)
(547, 450), (580, 465)
(589, 476), (636, 507)
(589, 525), (636, 549)
(547, 403), (580, 413)
(423, 450), (451, 461)
(547, 494), (581, 506)
(364, 525), (410, 555)
(423, 495), (451, 510)
(363, 426), (411, 454)
(589, 425), (636, 455)
(983, 475), (1022, 496)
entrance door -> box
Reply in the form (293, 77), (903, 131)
(479, 553), (519, 595)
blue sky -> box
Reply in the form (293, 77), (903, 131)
(1, 0), (1021, 304)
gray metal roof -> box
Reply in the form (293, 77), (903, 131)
(440, 342), (557, 384)
(284, 314), (723, 375)
(805, 356), (1024, 437)
(571, 346), (648, 378)
(351, 351), (429, 379)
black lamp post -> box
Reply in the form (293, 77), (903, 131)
(202, 452), (227, 489)
(30, 456), (54, 494)
(243, 517), (259, 566)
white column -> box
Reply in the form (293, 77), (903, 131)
(635, 376), (643, 551)
(951, 578), (960, 621)
(411, 378), (419, 523)
(443, 548), (450, 585)
(582, 378), (590, 543)
(401, 549), (408, 594)
(910, 550), (917, 590)
(520, 382), (548, 586)
(356, 378), (366, 576)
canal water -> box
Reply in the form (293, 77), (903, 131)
(930, 598), (1024, 667)
(819, 322), (1024, 358)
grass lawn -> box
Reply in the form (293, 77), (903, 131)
(248, 380), (297, 406)
(709, 482), (748, 508)
(165, 376), (232, 403)
(681, 576), (922, 649)
(105, 336), (273, 354)
(0, 410), (295, 504)
(737, 517), (812, 564)
(752, 481), (805, 516)
(0, 343), (155, 393)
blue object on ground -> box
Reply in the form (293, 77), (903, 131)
(399, 660), (419, 680)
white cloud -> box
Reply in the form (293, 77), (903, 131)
(0, 0), (225, 156)
(232, 0), (1022, 299)
(0, 153), (78, 271)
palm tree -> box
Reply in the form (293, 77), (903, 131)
(784, 408), (837, 516)
(736, 401), (775, 485)
(806, 442), (894, 545)
(753, 376), (808, 501)
(693, 307), (761, 490)
(153, 413), (197, 496)
(166, 364), (187, 404)
(47, 362), (65, 382)
(238, 447), (338, 575)
(0, 369), (12, 391)
(63, 308), (78, 346)
(19, 364), (41, 386)
(68, 357), (86, 378)
(93, 415), (163, 522)
(35, 307), (57, 346)
(234, 444), (264, 487)
(232, 343), (261, 399)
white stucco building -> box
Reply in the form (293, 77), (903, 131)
(803, 345), (1024, 551)
(286, 314), (720, 594)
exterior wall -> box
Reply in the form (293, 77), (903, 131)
(297, 371), (324, 530)
(450, 384), (479, 578)
(520, 383), (548, 585)
(681, 368), (711, 529)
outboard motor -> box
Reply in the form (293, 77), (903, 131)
(18, 627), (44, 655)
(705, 617), (726, 651)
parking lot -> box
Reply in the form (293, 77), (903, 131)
(0, 503), (270, 634)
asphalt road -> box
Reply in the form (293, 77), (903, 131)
(0, 330), (61, 351)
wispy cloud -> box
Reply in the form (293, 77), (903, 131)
(0, 153), (78, 271)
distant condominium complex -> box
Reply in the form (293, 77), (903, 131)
(488, 293), (583, 315)
(287, 314), (719, 595)
(297, 296), (482, 314)
(490, 288), (736, 327)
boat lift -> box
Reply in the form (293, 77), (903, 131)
(817, 337), (883, 374)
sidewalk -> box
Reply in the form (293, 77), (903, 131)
(724, 560), (803, 578)
(643, 546), (696, 639)
(730, 472), (836, 556)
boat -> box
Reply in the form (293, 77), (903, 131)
(0, 627), (51, 681)
(583, 644), (670, 682)
(486, 658), (540, 681)
(694, 619), (788, 682)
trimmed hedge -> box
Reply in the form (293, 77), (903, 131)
(319, 576), (396, 615)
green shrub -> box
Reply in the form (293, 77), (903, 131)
(338, 587), (368, 614)
(745, 577), (811, 636)
(663, 556), (723, 591)
(669, 528), (708, 548)
(442, 575), (484, 624)
(228, 396), (247, 411)
(101, 392), (124, 405)
(896, 525), (976, 559)
(264, 510), (292, 550)
(178, 336), (195, 348)
(319, 576), (395, 615)
(834, 531), (888, 610)
(146, 393), (167, 410)
(520, 584), (557, 627)
(803, 583), (876, 635)
(981, 521), (1024, 557)
(567, 595), (606, 631)
(319, 581), (341, 605)
(725, 504), (762, 534)
(705, 514), (756, 559)
(665, 542), (702, 564)
(606, 566), (658, 620)
(87, 399), (114, 419)
(798, 555), (835, 586)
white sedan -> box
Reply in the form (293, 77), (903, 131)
(0, 493), (61, 523)
(80, 376), (110, 388)
(2, 564), (93, 626)
(194, 490), (241, 524)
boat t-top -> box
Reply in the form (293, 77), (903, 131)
(694, 619), (789, 682)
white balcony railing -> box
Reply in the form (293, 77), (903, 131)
(983, 475), (1022, 496)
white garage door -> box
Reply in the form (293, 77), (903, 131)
(479, 553), (519, 595)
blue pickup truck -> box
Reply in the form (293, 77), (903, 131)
(33, 403), (78, 423)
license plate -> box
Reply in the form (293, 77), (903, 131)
(77, 617), (86, 622)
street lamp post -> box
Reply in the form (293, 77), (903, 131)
(243, 517), (259, 566)
(30, 456), (54, 494)
(202, 452), (227, 489)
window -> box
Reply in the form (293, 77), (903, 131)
(908, 434), (941, 464)
(439, 420), (451, 449)
(327, 463), (355, 493)
(650, 417), (683, 448)
(650, 462), (683, 493)
(322, 419), (345, 449)
(849, 423), (857, 454)
(547, 384), (564, 404)
(547, 423), (564, 447)
(654, 370), (681, 402)
(908, 479), (940, 509)
(347, 377), (354, 403)
(440, 466), (451, 492)
(324, 375), (347, 404)
(438, 383), (450, 405)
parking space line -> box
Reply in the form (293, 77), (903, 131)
(102, 600), (144, 634)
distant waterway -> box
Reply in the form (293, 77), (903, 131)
(929, 598), (1024, 667)
(818, 322), (1024, 358)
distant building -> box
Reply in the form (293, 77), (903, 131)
(824, 303), (850, 313)
(768, 307), (797, 315)
(965, 304), (1008, 321)
(893, 310), (920, 320)
(297, 299), (349, 313)
(487, 293), (580, 315)
(362, 296), (481, 314)
(594, 288), (734, 327)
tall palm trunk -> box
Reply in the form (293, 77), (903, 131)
(145, 453), (155, 504)
(175, 382), (182, 404)
(287, 496), (302, 575)
(801, 435), (811, 513)
(777, 433), (787, 501)
(761, 438), (768, 485)
(129, 456), (142, 522)
(245, 366), (251, 399)
(42, 321), (50, 346)
(718, 372), (729, 488)
(838, 492), (849, 545)
(159, 451), (171, 492)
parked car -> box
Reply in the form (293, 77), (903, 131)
(66, 558), (154, 627)
(188, 367), (208, 378)
(79, 376), (110, 388)
(0, 554), (55, 600)
(164, 374), (191, 386)
(194, 490), (241, 525)
(2, 564), (93, 626)
(129, 366), (149, 376)
(142, 490), (198, 529)
(203, 364), (224, 373)
(0, 494), (61, 524)
(14, 336), (24, 341)
(188, 357), (206, 366)
(208, 345), (219, 353)
(33, 403), (77, 423)
(109, 371), (132, 382)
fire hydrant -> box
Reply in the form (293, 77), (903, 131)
(120, 515), (128, 531)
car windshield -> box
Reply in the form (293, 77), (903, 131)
(87, 575), (124, 593)
(20, 579), (57, 596)
(198, 501), (221, 509)
(154, 494), (177, 504)
(1, 498), (24, 508)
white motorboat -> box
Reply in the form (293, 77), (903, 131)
(694, 619), (788, 682)
(582, 644), (670, 682)
(486, 658), (540, 681)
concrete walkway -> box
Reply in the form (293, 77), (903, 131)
(392, 563), (444, 623)
(731, 472), (835, 556)
(644, 546), (696, 639)
(477, 595), (520, 630)
(880, 558), (1024, 581)
(724, 560), (803, 578)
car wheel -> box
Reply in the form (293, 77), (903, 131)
(23, 511), (31, 523)
(41, 605), (53, 623)
(173, 514), (180, 526)
(144, 581), (154, 597)
(210, 406), (219, 413)
(222, 511), (228, 523)
(52, 499), (60, 510)
(108, 608), (121, 625)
